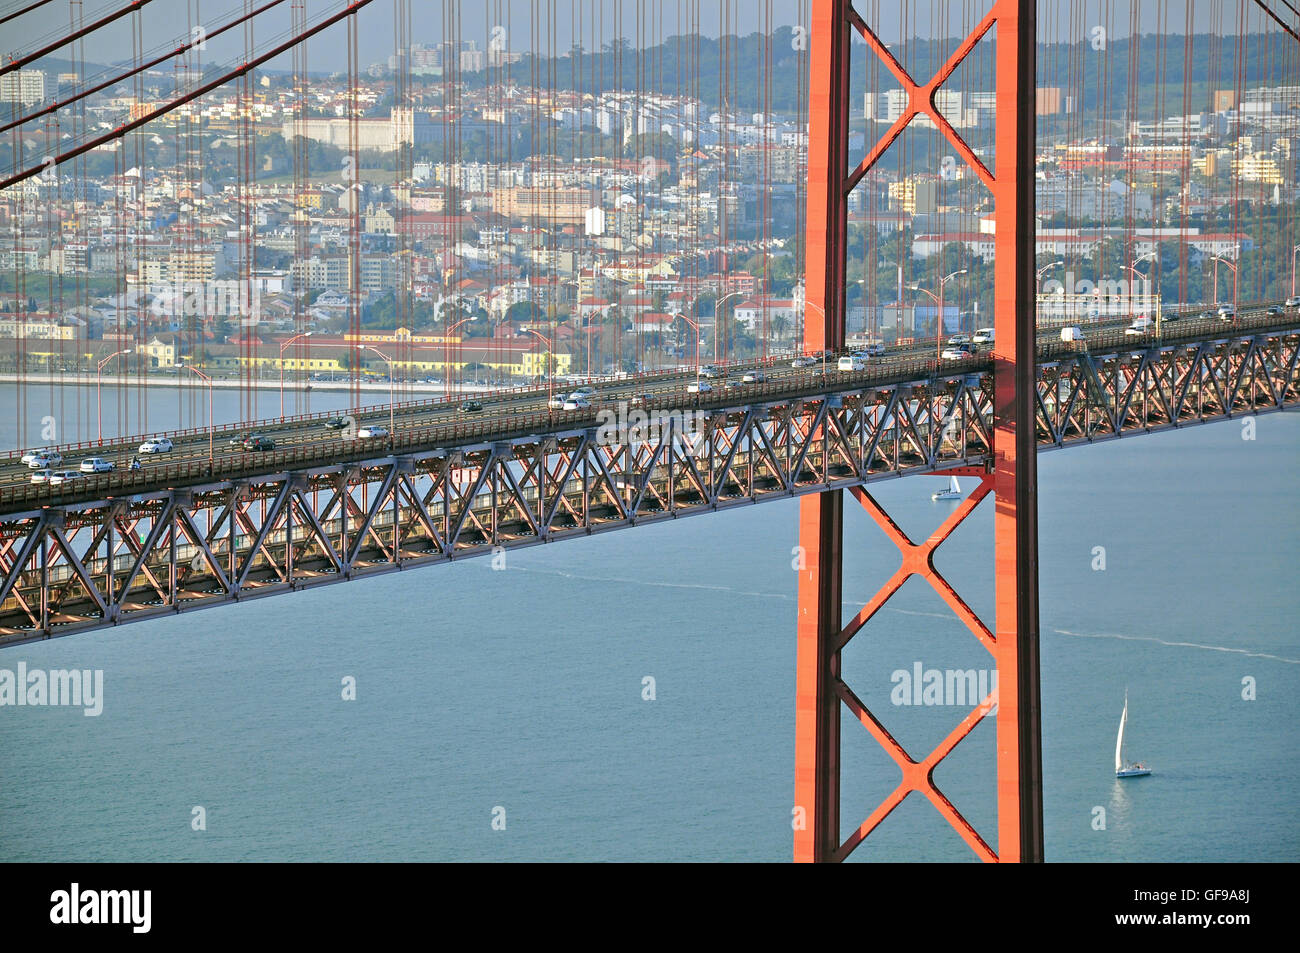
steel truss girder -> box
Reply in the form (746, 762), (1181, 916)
(1, 331), (1297, 648)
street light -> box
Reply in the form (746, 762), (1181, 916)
(356, 344), (396, 437)
(96, 348), (131, 444)
(1035, 259), (1064, 288)
(180, 364), (214, 466)
(1210, 255), (1239, 315)
(803, 300), (831, 375)
(278, 331), (312, 420)
(1291, 244), (1300, 299)
(521, 328), (555, 410)
(671, 311), (702, 376)
(443, 317), (472, 401)
(713, 290), (745, 367)
(913, 268), (967, 361)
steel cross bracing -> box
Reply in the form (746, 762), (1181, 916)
(1, 321), (1296, 646)
(796, 0), (1042, 863)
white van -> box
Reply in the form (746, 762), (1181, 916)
(1060, 325), (1086, 343)
(972, 327), (995, 345)
(838, 355), (868, 372)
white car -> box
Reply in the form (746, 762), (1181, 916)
(80, 457), (114, 473)
(1125, 316), (1153, 336)
(547, 395), (567, 410)
(1287, 295), (1300, 309)
(25, 450), (62, 469)
(48, 470), (82, 486)
(562, 396), (592, 411)
(742, 371), (767, 383)
(859, 342), (886, 357)
(355, 425), (389, 439)
(791, 356), (818, 368)
(139, 437), (173, 454)
(946, 334), (971, 346)
(972, 328), (995, 345)
(838, 355), (868, 372)
(29, 469), (53, 485)
(1060, 325), (1086, 343)
(687, 381), (713, 394)
(21, 449), (58, 467)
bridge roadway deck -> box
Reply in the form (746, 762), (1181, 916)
(0, 304), (1296, 645)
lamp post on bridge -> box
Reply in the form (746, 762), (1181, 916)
(179, 364), (214, 466)
(357, 344), (396, 437)
(712, 290), (744, 367)
(521, 328), (555, 414)
(1210, 255), (1239, 320)
(96, 348), (132, 445)
(278, 331), (312, 420)
(1291, 244), (1300, 300)
(913, 268), (967, 362)
(444, 317), (472, 401)
(671, 311), (702, 377)
(803, 300), (831, 376)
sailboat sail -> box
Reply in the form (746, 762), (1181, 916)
(949, 476), (960, 495)
(1115, 695), (1128, 773)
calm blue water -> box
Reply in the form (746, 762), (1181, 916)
(0, 383), (1296, 861)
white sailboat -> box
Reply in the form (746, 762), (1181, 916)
(1115, 691), (1152, 778)
(931, 475), (962, 501)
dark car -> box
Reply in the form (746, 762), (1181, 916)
(324, 417), (349, 431)
(228, 432), (253, 447)
(460, 400), (484, 413)
(242, 436), (276, 452)
(1268, 305), (1283, 316)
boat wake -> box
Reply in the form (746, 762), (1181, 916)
(1054, 628), (1300, 665)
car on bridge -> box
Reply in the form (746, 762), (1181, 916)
(460, 400), (484, 413)
(29, 469), (53, 484)
(547, 395), (567, 410)
(697, 365), (723, 379)
(1268, 305), (1283, 316)
(324, 417), (350, 431)
(791, 356), (818, 368)
(1217, 305), (1236, 320)
(563, 396), (592, 410)
(687, 380), (713, 394)
(742, 370), (767, 383)
(972, 328), (995, 345)
(79, 458), (114, 473)
(355, 425), (389, 439)
(946, 333), (971, 346)
(838, 355), (870, 371)
(48, 470), (82, 486)
(1125, 316), (1154, 336)
(139, 437), (174, 454)
(1287, 295), (1300, 309)
(242, 436), (276, 452)
(24, 449), (62, 470)
(1060, 325), (1086, 345)
(941, 343), (979, 360)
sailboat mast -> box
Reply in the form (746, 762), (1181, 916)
(1115, 694), (1128, 773)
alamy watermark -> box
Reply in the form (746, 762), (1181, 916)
(0, 662), (103, 716)
(891, 661), (998, 710)
(595, 401), (708, 456)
